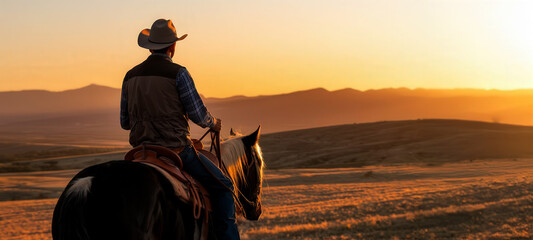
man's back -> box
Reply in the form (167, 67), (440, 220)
(122, 54), (190, 148)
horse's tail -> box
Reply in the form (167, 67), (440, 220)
(52, 176), (94, 240)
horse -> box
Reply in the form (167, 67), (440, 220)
(51, 126), (264, 240)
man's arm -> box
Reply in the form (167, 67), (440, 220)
(176, 68), (217, 129)
(120, 79), (131, 130)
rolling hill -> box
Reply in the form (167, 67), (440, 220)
(260, 119), (533, 169)
(3, 119), (533, 172)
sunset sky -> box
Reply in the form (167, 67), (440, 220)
(1, 0), (532, 97)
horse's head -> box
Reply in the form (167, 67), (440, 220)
(239, 126), (264, 220)
(221, 126), (264, 220)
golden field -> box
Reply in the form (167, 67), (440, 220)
(0, 120), (532, 239)
(242, 160), (532, 239)
(1, 159), (532, 239)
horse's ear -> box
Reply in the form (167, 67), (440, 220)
(242, 125), (261, 146)
(230, 128), (236, 136)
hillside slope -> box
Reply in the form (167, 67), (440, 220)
(260, 119), (533, 168)
(2, 119), (533, 172)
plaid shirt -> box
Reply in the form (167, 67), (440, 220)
(120, 53), (216, 130)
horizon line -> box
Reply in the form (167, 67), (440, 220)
(3, 83), (533, 98)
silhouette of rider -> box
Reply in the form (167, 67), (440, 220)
(120, 19), (239, 240)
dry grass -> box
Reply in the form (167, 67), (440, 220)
(0, 170), (72, 201)
(238, 159), (533, 239)
(0, 199), (56, 240)
(1, 159), (532, 239)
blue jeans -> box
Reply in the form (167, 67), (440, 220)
(178, 145), (240, 240)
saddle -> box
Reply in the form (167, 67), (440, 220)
(124, 143), (215, 240)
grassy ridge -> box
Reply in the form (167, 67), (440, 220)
(261, 119), (533, 169)
(0, 148), (127, 173)
(0, 146), (123, 163)
(3, 119), (533, 172)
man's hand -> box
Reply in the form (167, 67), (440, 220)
(211, 118), (222, 132)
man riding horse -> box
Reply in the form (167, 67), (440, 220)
(120, 19), (239, 240)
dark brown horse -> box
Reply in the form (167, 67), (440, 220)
(52, 127), (264, 240)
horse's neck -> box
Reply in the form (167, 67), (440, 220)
(220, 140), (246, 188)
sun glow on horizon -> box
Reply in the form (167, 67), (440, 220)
(0, 0), (531, 98)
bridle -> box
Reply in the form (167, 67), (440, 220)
(197, 129), (261, 217)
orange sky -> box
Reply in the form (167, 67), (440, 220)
(0, 0), (532, 97)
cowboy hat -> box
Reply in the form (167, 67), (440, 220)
(138, 19), (188, 50)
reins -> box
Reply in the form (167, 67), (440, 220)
(196, 129), (257, 216)
(198, 129), (229, 175)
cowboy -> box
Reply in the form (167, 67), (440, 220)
(120, 19), (240, 239)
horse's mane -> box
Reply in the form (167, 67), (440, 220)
(220, 136), (263, 188)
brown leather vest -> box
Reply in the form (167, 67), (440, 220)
(123, 55), (191, 148)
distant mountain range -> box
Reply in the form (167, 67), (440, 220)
(1, 84), (533, 145)
(0, 84), (119, 116)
